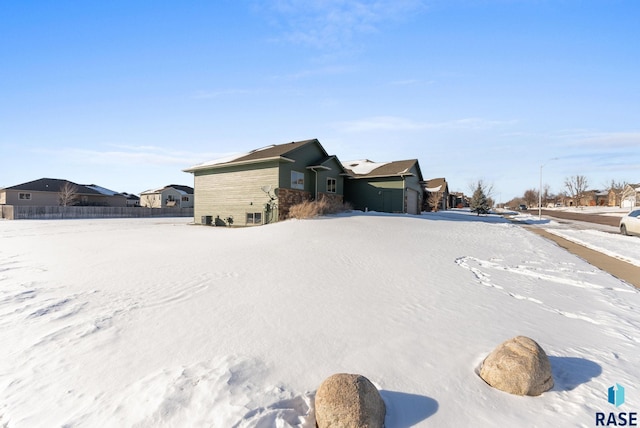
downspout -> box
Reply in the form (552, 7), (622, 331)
(310, 168), (318, 200)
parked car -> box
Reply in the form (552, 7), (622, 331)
(620, 209), (640, 236)
(519, 204), (527, 211)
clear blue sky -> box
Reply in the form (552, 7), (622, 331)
(2, 0), (639, 200)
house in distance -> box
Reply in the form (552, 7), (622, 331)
(0, 178), (128, 207)
(139, 185), (194, 209)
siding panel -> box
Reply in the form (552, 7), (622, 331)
(194, 164), (279, 225)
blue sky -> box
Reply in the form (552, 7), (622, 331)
(1, 0), (638, 200)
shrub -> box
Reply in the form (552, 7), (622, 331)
(287, 198), (352, 219)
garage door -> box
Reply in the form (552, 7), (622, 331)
(406, 189), (419, 215)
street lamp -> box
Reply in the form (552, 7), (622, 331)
(539, 158), (558, 220)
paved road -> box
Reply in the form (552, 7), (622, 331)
(537, 209), (621, 228)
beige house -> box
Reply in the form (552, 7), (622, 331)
(139, 185), (194, 209)
(0, 178), (127, 207)
(621, 184), (640, 208)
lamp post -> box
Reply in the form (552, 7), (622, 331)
(539, 158), (558, 220)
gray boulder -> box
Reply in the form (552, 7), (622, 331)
(480, 336), (554, 396)
(315, 373), (385, 428)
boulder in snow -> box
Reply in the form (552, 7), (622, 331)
(315, 373), (385, 428)
(480, 336), (554, 396)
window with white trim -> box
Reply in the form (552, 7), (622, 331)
(326, 177), (336, 193)
(291, 171), (304, 190)
(19, 193), (32, 200)
(246, 212), (263, 225)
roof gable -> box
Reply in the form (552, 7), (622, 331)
(307, 155), (349, 175)
(425, 178), (448, 192)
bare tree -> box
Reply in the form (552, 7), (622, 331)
(424, 191), (440, 212)
(564, 175), (589, 206)
(542, 184), (551, 204)
(523, 188), (539, 208)
(58, 182), (79, 206)
(604, 179), (627, 192)
(141, 194), (160, 208)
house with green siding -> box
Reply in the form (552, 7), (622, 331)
(342, 159), (424, 215)
(183, 139), (346, 226)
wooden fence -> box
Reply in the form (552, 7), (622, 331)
(0, 205), (194, 220)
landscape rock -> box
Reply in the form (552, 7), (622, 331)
(315, 373), (386, 428)
(479, 336), (554, 396)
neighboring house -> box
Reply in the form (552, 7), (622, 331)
(183, 139), (346, 226)
(621, 184), (640, 208)
(424, 177), (450, 211)
(576, 189), (609, 207)
(121, 192), (141, 207)
(593, 190), (609, 206)
(83, 184), (128, 207)
(608, 188), (621, 207)
(341, 159), (424, 215)
(451, 192), (468, 208)
(139, 185), (194, 209)
(0, 178), (127, 207)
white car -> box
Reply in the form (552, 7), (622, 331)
(620, 209), (640, 236)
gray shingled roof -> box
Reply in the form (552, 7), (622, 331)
(184, 139), (324, 172)
(167, 185), (194, 194)
(227, 139), (321, 164)
(4, 178), (103, 195)
(425, 177), (448, 191)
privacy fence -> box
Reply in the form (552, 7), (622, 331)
(0, 205), (194, 220)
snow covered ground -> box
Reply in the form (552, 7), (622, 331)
(1, 211), (639, 427)
(512, 210), (640, 267)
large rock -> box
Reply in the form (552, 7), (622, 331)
(315, 373), (386, 428)
(480, 336), (554, 396)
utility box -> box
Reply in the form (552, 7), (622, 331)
(201, 215), (212, 225)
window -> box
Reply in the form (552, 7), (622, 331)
(327, 177), (336, 193)
(291, 171), (304, 190)
(181, 196), (189, 202)
(246, 212), (263, 225)
(19, 193), (32, 200)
